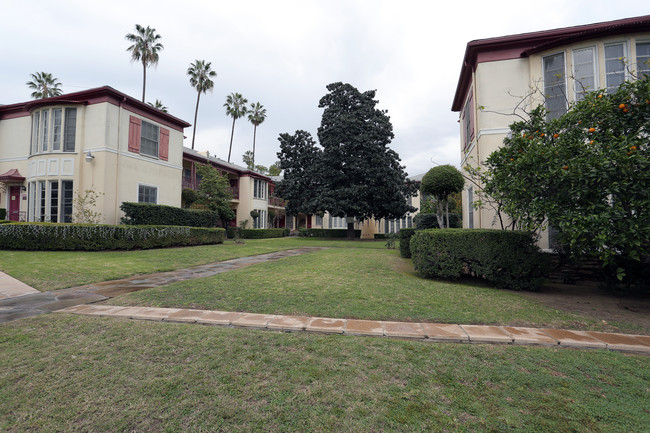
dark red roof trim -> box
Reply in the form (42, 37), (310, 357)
(452, 15), (650, 111)
(0, 168), (26, 182)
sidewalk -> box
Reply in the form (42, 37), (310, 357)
(0, 271), (39, 300)
(57, 304), (650, 355)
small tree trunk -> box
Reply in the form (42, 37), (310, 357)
(347, 221), (355, 240)
(445, 200), (449, 228)
(436, 199), (444, 229)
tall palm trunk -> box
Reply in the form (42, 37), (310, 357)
(191, 91), (201, 149)
(141, 59), (147, 102)
(228, 117), (236, 162)
(252, 125), (258, 167)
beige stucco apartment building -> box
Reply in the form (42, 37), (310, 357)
(452, 15), (650, 249)
(0, 86), (190, 224)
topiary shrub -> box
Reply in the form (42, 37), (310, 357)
(399, 228), (415, 258)
(0, 223), (225, 251)
(410, 229), (549, 291)
(120, 202), (219, 227)
(414, 213), (460, 229)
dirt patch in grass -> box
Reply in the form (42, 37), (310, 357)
(522, 282), (650, 334)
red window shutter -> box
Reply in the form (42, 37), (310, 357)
(159, 127), (170, 161)
(128, 116), (141, 153)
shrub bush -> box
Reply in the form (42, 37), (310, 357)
(0, 220), (11, 225)
(120, 202), (219, 227)
(414, 212), (460, 229)
(238, 228), (287, 239)
(399, 228), (415, 258)
(410, 229), (548, 291)
(373, 233), (387, 240)
(0, 223), (225, 251)
(0, 208), (6, 220)
(298, 228), (362, 238)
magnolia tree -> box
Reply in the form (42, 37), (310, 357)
(481, 76), (650, 290)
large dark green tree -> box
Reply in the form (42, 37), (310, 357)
(482, 76), (650, 290)
(275, 130), (324, 216)
(420, 165), (464, 229)
(317, 82), (417, 239)
(125, 24), (164, 103)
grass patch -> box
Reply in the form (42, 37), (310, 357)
(108, 248), (637, 333)
(1, 314), (647, 432)
(0, 238), (383, 291)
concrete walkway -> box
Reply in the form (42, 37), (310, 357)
(0, 271), (39, 300)
(57, 304), (650, 355)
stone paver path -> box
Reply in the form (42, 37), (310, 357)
(57, 304), (650, 355)
(0, 248), (325, 323)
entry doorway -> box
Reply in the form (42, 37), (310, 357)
(8, 186), (21, 221)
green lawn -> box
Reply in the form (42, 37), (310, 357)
(0, 238), (385, 291)
(1, 314), (647, 433)
(107, 246), (644, 334)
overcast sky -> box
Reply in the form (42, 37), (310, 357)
(1, 1), (647, 176)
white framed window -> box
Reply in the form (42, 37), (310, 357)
(543, 52), (567, 120)
(140, 120), (159, 158)
(637, 41), (650, 78)
(315, 214), (323, 226)
(138, 184), (158, 204)
(572, 47), (596, 101)
(330, 215), (346, 228)
(28, 179), (73, 222)
(605, 43), (627, 93)
(468, 187), (474, 229)
(253, 178), (267, 199)
(462, 91), (474, 151)
(253, 209), (266, 229)
(30, 107), (77, 155)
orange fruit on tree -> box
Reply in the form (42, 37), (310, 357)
(562, 166), (569, 170)
(553, 133), (559, 138)
(598, 94), (603, 98)
(619, 103), (626, 109)
(588, 127), (596, 133)
(623, 108), (629, 113)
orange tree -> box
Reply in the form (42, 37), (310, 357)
(483, 76), (650, 291)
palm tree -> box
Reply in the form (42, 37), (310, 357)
(147, 99), (168, 112)
(187, 60), (217, 149)
(247, 102), (267, 167)
(224, 92), (248, 163)
(26, 72), (62, 99)
(125, 24), (164, 102)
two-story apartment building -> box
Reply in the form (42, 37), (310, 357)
(452, 15), (650, 249)
(0, 86), (190, 224)
(181, 148), (285, 228)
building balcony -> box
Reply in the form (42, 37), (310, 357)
(268, 196), (285, 207)
(230, 186), (239, 200)
(182, 177), (195, 190)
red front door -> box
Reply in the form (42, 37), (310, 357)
(9, 186), (20, 221)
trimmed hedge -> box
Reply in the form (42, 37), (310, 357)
(373, 233), (387, 239)
(399, 228), (415, 258)
(414, 212), (460, 229)
(120, 202), (219, 227)
(410, 229), (548, 291)
(0, 223), (225, 251)
(0, 220), (11, 225)
(226, 227), (290, 239)
(299, 228), (362, 238)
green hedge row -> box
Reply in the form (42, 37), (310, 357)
(0, 223), (225, 251)
(120, 202), (219, 227)
(226, 227), (290, 239)
(399, 228), (415, 258)
(410, 229), (548, 291)
(298, 228), (361, 238)
(0, 219), (11, 225)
